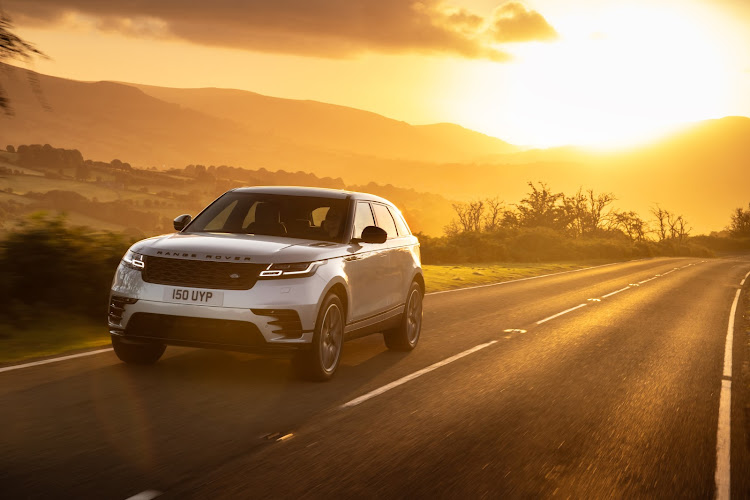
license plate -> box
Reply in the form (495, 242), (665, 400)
(163, 288), (224, 306)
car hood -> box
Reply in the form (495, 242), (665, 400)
(132, 232), (352, 263)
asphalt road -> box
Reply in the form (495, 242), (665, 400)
(2, 256), (749, 499)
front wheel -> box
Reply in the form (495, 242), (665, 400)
(112, 335), (165, 365)
(384, 281), (423, 351)
(293, 293), (344, 381)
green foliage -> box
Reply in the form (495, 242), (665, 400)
(729, 203), (750, 238)
(420, 226), (713, 265)
(16, 144), (84, 169)
(0, 213), (132, 321)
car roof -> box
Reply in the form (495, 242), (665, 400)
(231, 186), (395, 206)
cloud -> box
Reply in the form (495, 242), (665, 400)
(3, 0), (558, 61)
(488, 2), (558, 43)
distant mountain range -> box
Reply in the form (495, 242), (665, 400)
(1, 62), (749, 234)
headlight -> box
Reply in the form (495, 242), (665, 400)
(259, 261), (322, 278)
(122, 250), (145, 270)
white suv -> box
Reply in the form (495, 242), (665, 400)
(108, 187), (424, 380)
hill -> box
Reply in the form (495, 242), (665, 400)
(2, 63), (749, 233)
(129, 84), (519, 163)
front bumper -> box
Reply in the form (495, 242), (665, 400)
(109, 265), (327, 351)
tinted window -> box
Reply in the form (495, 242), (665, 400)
(372, 203), (398, 239)
(187, 193), (348, 242)
(352, 202), (375, 239)
(388, 206), (410, 236)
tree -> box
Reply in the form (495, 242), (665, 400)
(651, 205), (671, 241)
(483, 197), (504, 232)
(0, 12), (46, 113)
(451, 200), (485, 233)
(568, 188), (616, 237)
(729, 204), (750, 238)
(6, 145), (14, 153)
(515, 181), (572, 231)
(611, 211), (647, 242)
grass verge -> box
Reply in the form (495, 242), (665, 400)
(0, 313), (110, 365)
(422, 260), (616, 293)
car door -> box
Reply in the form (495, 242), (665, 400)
(370, 202), (402, 312)
(344, 201), (390, 322)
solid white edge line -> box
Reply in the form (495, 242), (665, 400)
(536, 304), (587, 325)
(341, 340), (498, 408)
(0, 348), (113, 374)
(602, 286), (631, 298)
(125, 490), (162, 500)
(425, 261), (633, 296)
(723, 289), (740, 378)
(715, 380), (731, 500)
(714, 287), (741, 500)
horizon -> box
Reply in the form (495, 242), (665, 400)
(6, 0), (750, 148)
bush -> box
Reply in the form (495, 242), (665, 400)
(418, 226), (714, 264)
(0, 214), (132, 319)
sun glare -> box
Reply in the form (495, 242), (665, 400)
(448, 3), (734, 149)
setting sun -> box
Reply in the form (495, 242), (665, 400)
(447, 2), (739, 147)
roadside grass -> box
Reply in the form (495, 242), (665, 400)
(423, 260), (617, 293)
(0, 313), (110, 365)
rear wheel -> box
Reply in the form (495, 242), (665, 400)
(293, 293), (344, 381)
(111, 335), (165, 365)
(384, 281), (423, 351)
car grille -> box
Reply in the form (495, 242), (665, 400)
(142, 256), (266, 290)
(126, 313), (266, 347)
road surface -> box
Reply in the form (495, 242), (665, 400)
(2, 256), (749, 499)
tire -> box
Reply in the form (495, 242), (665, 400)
(293, 293), (345, 381)
(384, 281), (423, 351)
(111, 335), (166, 365)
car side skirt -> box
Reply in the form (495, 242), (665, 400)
(344, 304), (405, 341)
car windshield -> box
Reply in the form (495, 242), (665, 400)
(185, 192), (349, 242)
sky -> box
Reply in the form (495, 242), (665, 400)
(4, 0), (750, 148)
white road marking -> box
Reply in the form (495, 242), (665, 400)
(602, 287), (630, 298)
(341, 340), (498, 408)
(740, 270), (750, 286)
(715, 380), (732, 500)
(426, 261), (629, 296)
(637, 277), (657, 284)
(0, 348), (113, 374)
(536, 304), (587, 325)
(125, 490), (161, 500)
(714, 287), (742, 500)
(723, 289), (740, 378)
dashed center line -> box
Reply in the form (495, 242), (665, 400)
(341, 340), (498, 408)
(602, 286), (630, 298)
(125, 490), (161, 500)
(536, 304), (588, 325)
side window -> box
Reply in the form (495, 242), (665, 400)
(372, 203), (398, 240)
(203, 200), (238, 231)
(352, 202), (375, 239)
(388, 206), (410, 236)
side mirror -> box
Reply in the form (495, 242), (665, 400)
(360, 225), (387, 244)
(173, 214), (192, 231)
